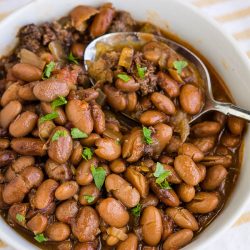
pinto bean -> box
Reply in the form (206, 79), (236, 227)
(70, 141), (83, 166)
(79, 183), (100, 205)
(66, 99), (94, 134)
(192, 121), (221, 137)
(220, 132), (240, 148)
(186, 192), (220, 214)
(76, 157), (98, 185)
(192, 136), (216, 153)
(178, 143), (204, 162)
(105, 174), (140, 208)
(95, 138), (121, 161)
(201, 155), (232, 167)
(11, 137), (46, 156)
(139, 110), (168, 126)
(165, 135), (182, 154)
(91, 102), (105, 134)
(0, 100), (22, 129)
(0, 150), (16, 168)
(159, 156), (174, 165)
(18, 82), (37, 101)
(33, 79), (69, 102)
(38, 120), (55, 140)
(143, 42), (164, 64)
(0, 138), (10, 150)
(9, 111), (38, 137)
(46, 222), (70, 241)
(166, 207), (198, 231)
(141, 206), (163, 246)
(110, 158), (126, 173)
(141, 194), (159, 209)
(174, 155), (200, 186)
(197, 163), (206, 182)
(34, 179), (59, 209)
(156, 164), (182, 184)
(180, 84), (203, 115)
(48, 127), (73, 164)
(228, 116), (245, 136)
(97, 197), (129, 227)
(72, 206), (100, 242)
(177, 183), (195, 202)
(12, 63), (42, 82)
(157, 72), (180, 98)
(151, 92), (176, 115)
(117, 233), (138, 250)
(201, 165), (227, 190)
(1, 82), (20, 106)
(27, 213), (48, 234)
(70, 88), (99, 102)
(115, 77), (140, 92)
(126, 92), (137, 112)
(8, 203), (29, 226)
(163, 229), (193, 250)
(74, 242), (98, 250)
(55, 181), (79, 200)
(125, 167), (149, 198)
(80, 133), (100, 147)
(56, 199), (78, 224)
(90, 3), (115, 37)
(45, 159), (72, 181)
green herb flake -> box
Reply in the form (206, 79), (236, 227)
(51, 130), (67, 142)
(117, 73), (131, 82)
(82, 147), (93, 160)
(51, 96), (67, 110)
(39, 112), (59, 124)
(67, 52), (79, 65)
(83, 195), (95, 204)
(34, 233), (48, 243)
(142, 126), (153, 145)
(153, 162), (172, 189)
(136, 64), (147, 79)
(42, 61), (55, 79)
(173, 60), (188, 75)
(16, 213), (25, 223)
(71, 128), (88, 139)
(91, 165), (106, 190)
(131, 203), (142, 217)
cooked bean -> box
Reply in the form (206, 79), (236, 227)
(91, 102), (106, 134)
(95, 138), (121, 161)
(55, 181), (79, 200)
(80, 133), (101, 147)
(8, 203), (29, 226)
(71, 43), (85, 58)
(186, 192), (220, 213)
(27, 213), (48, 234)
(115, 77), (140, 92)
(228, 116), (245, 136)
(12, 63), (42, 82)
(0, 139), (10, 150)
(105, 174), (140, 208)
(33, 79), (69, 102)
(159, 156), (174, 165)
(9, 111), (38, 137)
(79, 183), (100, 205)
(70, 141), (83, 165)
(197, 163), (206, 182)
(74, 242), (98, 250)
(165, 135), (182, 154)
(56, 199), (78, 224)
(163, 229), (193, 250)
(141, 194), (159, 209)
(38, 120), (56, 139)
(201, 155), (232, 167)
(180, 84), (203, 115)
(125, 167), (149, 198)
(151, 92), (176, 115)
(192, 121), (221, 137)
(0, 150), (16, 168)
(110, 158), (126, 173)
(72, 206), (100, 242)
(66, 99), (94, 134)
(45, 159), (72, 181)
(141, 206), (163, 246)
(11, 137), (46, 156)
(105, 226), (127, 246)
(162, 214), (174, 241)
(0, 100), (22, 129)
(48, 127), (73, 164)
(201, 165), (227, 190)
(140, 110), (168, 126)
(18, 82), (37, 101)
(34, 179), (59, 209)
(126, 92), (137, 112)
(178, 143), (204, 162)
(213, 111), (226, 128)
(174, 155), (200, 186)
(156, 164), (181, 184)
(97, 197), (129, 227)
(117, 233), (138, 250)
(220, 132), (240, 148)
(192, 136), (216, 153)
(46, 222), (70, 241)
(166, 207), (198, 231)
(69, 88), (99, 102)
(1, 82), (20, 106)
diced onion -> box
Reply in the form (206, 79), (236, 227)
(48, 41), (66, 61)
(118, 47), (134, 69)
(20, 49), (46, 70)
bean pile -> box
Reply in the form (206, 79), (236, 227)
(0, 3), (245, 250)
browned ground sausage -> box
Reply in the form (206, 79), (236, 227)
(56, 199), (78, 224)
(46, 222), (71, 241)
(12, 63), (42, 82)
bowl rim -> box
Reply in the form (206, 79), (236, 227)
(0, 0), (249, 250)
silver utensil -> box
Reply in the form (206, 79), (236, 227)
(84, 32), (250, 123)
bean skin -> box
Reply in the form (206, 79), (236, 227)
(139, 110), (168, 126)
(151, 92), (176, 115)
(27, 213), (48, 234)
(12, 63), (42, 82)
(117, 233), (138, 250)
(177, 183), (195, 202)
(191, 121), (221, 137)
(46, 222), (71, 241)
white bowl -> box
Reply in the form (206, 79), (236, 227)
(0, 0), (250, 249)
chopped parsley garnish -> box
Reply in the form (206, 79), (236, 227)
(153, 162), (172, 189)
(51, 130), (67, 142)
(67, 52), (79, 64)
(51, 96), (67, 110)
(173, 60), (188, 75)
(34, 233), (48, 243)
(42, 61), (55, 79)
(82, 147), (93, 160)
(83, 195), (95, 204)
(71, 128), (88, 139)
(16, 213), (25, 223)
(39, 112), (59, 124)
(91, 165), (106, 190)
(136, 64), (147, 79)
(131, 203), (142, 217)
(117, 73), (131, 82)
(142, 126), (153, 145)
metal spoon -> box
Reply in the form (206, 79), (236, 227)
(84, 32), (250, 123)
